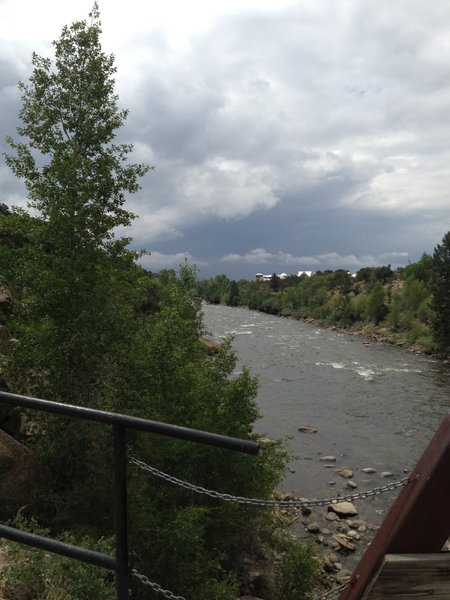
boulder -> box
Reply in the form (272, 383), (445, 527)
(332, 534), (357, 553)
(0, 430), (41, 519)
(298, 425), (317, 433)
(306, 522), (320, 534)
(380, 471), (394, 478)
(0, 286), (12, 321)
(327, 502), (358, 518)
(199, 336), (220, 355)
(337, 468), (354, 479)
(336, 568), (353, 583)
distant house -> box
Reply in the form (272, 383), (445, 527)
(255, 270), (314, 281)
(255, 273), (283, 282)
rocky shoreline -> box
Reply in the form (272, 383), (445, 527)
(283, 458), (405, 594)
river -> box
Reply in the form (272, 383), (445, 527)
(201, 303), (450, 523)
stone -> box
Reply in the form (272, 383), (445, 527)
(346, 480), (357, 489)
(199, 336), (220, 355)
(0, 547), (9, 570)
(0, 430), (44, 519)
(306, 522), (320, 533)
(347, 530), (361, 540)
(257, 437), (273, 446)
(347, 519), (366, 528)
(301, 506), (312, 516)
(326, 511), (338, 521)
(337, 468), (353, 479)
(332, 534), (356, 552)
(336, 522), (349, 533)
(0, 286), (12, 321)
(319, 455), (336, 461)
(329, 539), (341, 551)
(328, 502), (358, 518)
(336, 568), (353, 583)
(380, 471), (394, 477)
(298, 425), (317, 433)
(323, 557), (337, 573)
(362, 467), (376, 473)
(280, 493), (296, 501)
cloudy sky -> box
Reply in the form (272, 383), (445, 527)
(1, 0), (450, 279)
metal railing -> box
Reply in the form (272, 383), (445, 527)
(0, 390), (259, 600)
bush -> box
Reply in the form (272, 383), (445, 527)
(274, 542), (321, 600)
(0, 518), (115, 600)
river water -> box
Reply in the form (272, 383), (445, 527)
(201, 303), (450, 516)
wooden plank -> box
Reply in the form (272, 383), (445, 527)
(364, 553), (450, 599)
(338, 415), (450, 599)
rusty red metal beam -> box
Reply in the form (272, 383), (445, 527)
(339, 414), (450, 600)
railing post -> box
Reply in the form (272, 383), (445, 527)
(114, 424), (129, 599)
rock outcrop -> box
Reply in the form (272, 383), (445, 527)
(0, 430), (41, 519)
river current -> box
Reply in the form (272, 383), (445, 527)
(201, 303), (450, 509)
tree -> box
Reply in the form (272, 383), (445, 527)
(365, 282), (387, 324)
(4, 3), (150, 405)
(431, 231), (450, 353)
(2, 3), (152, 499)
(270, 272), (280, 291)
(403, 253), (433, 283)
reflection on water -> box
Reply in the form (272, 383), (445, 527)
(202, 303), (450, 503)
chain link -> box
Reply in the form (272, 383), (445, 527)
(132, 567), (351, 600)
(311, 578), (353, 600)
(132, 569), (187, 600)
(130, 457), (413, 508)
(131, 459), (407, 600)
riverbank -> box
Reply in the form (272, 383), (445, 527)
(301, 316), (424, 354)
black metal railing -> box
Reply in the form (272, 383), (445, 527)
(0, 390), (259, 599)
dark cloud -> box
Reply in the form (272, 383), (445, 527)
(2, 1), (450, 279)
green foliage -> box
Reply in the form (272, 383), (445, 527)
(273, 543), (321, 600)
(0, 518), (115, 600)
(431, 231), (450, 353)
(403, 253), (433, 283)
(365, 282), (387, 324)
(3, 3), (150, 405)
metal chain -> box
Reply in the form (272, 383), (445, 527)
(132, 567), (351, 600)
(132, 569), (187, 600)
(311, 578), (353, 600)
(130, 457), (413, 508)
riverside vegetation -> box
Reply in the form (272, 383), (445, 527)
(197, 237), (450, 359)
(0, 6), (321, 600)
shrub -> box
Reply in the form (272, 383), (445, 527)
(0, 518), (115, 600)
(273, 542), (321, 600)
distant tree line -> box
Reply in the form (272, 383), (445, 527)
(198, 238), (450, 357)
